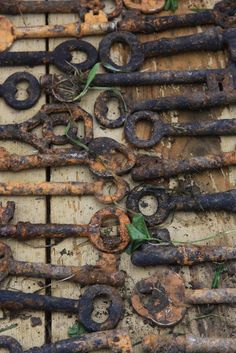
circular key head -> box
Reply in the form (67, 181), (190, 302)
(123, 0), (165, 13)
(0, 242), (12, 282)
(131, 271), (186, 327)
(126, 185), (172, 226)
(125, 111), (167, 148)
(0, 16), (14, 52)
(89, 207), (130, 253)
(94, 178), (130, 204)
(53, 39), (98, 73)
(88, 137), (136, 177)
(94, 90), (129, 128)
(3, 72), (41, 110)
(79, 285), (124, 332)
(99, 31), (144, 72)
(214, 0), (236, 28)
(0, 336), (23, 353)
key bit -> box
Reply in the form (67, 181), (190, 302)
(131, 243), (236, 267)
(0, 178), (129, 204)
(0, 203), (130, 253)
(0, 285), (124, 332)
(0, 329), (132, 353)
(144, 334), (236, 353)
(131, 151), (236, 181)
(0, 241), (125, 286)
(0, 137), (136, 177)
(132, 270), (236, 327)
(0, 103), (93, 151)
(126, 185), (236, 226)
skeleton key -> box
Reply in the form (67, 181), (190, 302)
(0, 40), (98, 73)
(0, 72), (40, 110)
(0, 12), (116, 52)
(0, 137), (136, 177)
(131, 243), (236, 267)
(120, 0), (236, 32)
(0, 178), (129, 204)
(144, 334), (236, 353)
(93, 63), (235, 128)
(0, 0), (123, 20)
(0, 329), (132, 353)
(0, 241), (125, 286)
(99, 28), (236, 72)
(0, 203), (130, 252)
(0, 286), (123, 332)
(125, 112), (236, 148)
(132, 270), (236, 327)
(132, 151), (236, 181)
(0, 103), (93, 152)
(126, 185), (236, 226)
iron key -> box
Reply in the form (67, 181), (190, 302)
(99, 28), (236, 72)
(0, 329), (132, 353)
(0, 241), (125, 286)
(126, 185), (236, 226)
(132, 270), (236, 327)
(0, 178), (129, 204)
(0, 286), (123, 332)
(0, 40), (98, 73)
(119, 0), (236, 32)
(0, 202), (130, 253)
(125, 112), (236, 148)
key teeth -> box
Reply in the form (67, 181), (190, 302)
(0, 201), (15, 224)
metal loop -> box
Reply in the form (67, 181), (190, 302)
(0, 337), (23, 353)
(2, 72), (41, 110)
(78, 285), (124, 332)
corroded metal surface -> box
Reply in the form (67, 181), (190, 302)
(119, 0), (236, 32)
(0, 329), (132, 353)
(132, 271), (236, 327)
(0, 72), (40, 110)
(123, 0), (165, 13)
(132, 151), (236, 181)
(143, 335), (236, 353)
(125, 112), (236, 148)
(0, 137), (136, 177)
(0, 201), (15, 224)
(0, 285), (124, 332)
(0, 178), (129, 204)
(126, 185), (236, 226)
(0, 103), (93, 151)
(0, 241), (125, 286)
(0, 204), (130, 252)
(131, 243), (236, 266)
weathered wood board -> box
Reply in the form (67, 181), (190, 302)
(1, 0), (236, 352)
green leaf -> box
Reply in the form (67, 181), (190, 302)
(126, 213), (152, 254)
(132, 214), (150, 239)
(103, 63), (127, 73)
(73, 62), (100, 101)
(211, 264), (227, 289)
(65, 122), (89, 151)
(68, 323), (87, 337)
(0, 323), (18, 334)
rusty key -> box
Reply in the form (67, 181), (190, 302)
(0, 72), (40, 110)
(0, 202), (130, 252)
(125, 112), (236, 148)
(0, 329), (132, 353)
(120, 0), (236, 32)
(144, 334), (236, 353)
(132, 270), (236, 327)
(99, 28), (236, 72)
(0, 285), (124, 332)
(0, 178), (129, 204)
(0, 137), (136, 177)
(0, 40), (98, 73)
(0, 0), (123, 20)
(132, 151), (236, 181)
(0, 103), (93, 152)
(131, 243), (236, 267)
(0, 241), (125, 286)
(0, 12), (116, 52)
(126, 185), (236, 226)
